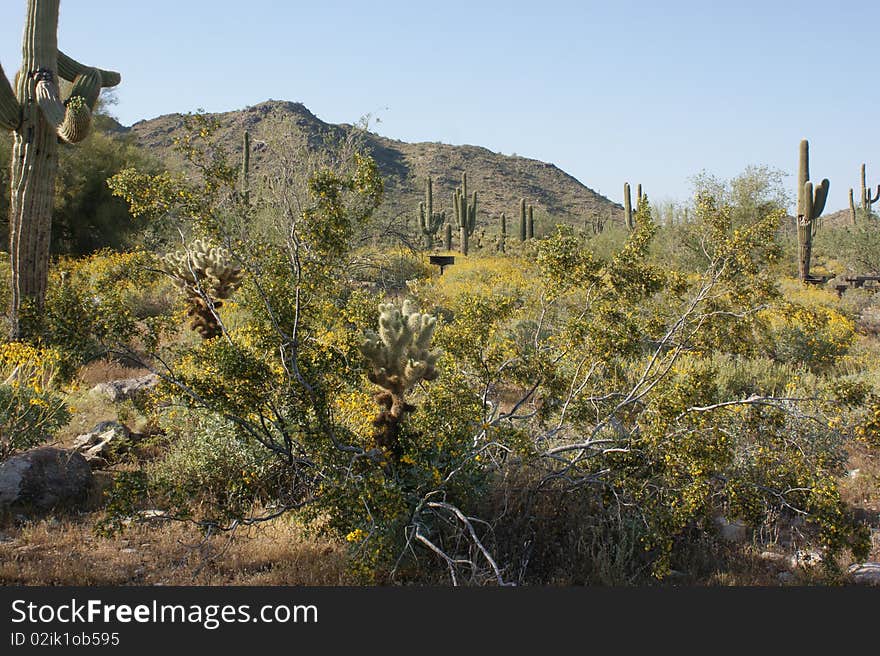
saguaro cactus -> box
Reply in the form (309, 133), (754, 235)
(849, 188), (857, 226)
(161, 239), (244, 340)
(796, 139), (829, 282)
(419, 176), (445, 249)
(519, 198), (536, 241)
(623, 182), (643, 231)
(360, 299), (439, 457)
(1, 1), (120, 337)
(443, 223), (452, 251)
(453, 172), (477, 255)
(240, 131), (251, 205)
(849, 164), (880, 225)
(497, 213), (507, 253)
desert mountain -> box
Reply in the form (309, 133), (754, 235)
(124, 100), (623, 234)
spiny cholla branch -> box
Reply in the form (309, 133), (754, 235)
(360, 299), (439, 456)
(161, 239), (244, 339)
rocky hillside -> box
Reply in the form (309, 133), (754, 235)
(124, 100), (623, 234)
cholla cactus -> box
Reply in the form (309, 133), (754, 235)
(161, 239), (244, 339)
(360, 299), (439, 455)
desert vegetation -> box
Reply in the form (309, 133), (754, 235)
(1, 1), (879, 588)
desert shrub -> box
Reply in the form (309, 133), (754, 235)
(37, 250), (176, 379)
(0, 342), (70, 459)
(759, 301), (855, 372)
(584, 223), (630, 262)
(349, 249), (433, 292)
(145, 408), (293, 520)
(616, 357), (868, 573)
(814, 221), (880, 275)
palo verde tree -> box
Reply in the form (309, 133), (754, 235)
(0, 0), (120, 338)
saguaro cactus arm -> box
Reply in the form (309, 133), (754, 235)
(0, 62), (20, 130)
(57, 51), (121, 87)
(34, 59), (119, 145)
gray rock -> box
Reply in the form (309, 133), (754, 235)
(89, 374), (159, 403)
(848, 562), (880, 586)
(790, 549), (823, 569)
(0, 447), (92, 512)
(72, 421), (131, 466)
(777, 571), (795, 584)
(714, 515), (749, 543)
(759, 551), (789, 567)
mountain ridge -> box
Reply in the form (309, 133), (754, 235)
(122, 100), (624, 234)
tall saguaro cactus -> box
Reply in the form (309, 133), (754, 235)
(796, 139), (829, 282)
(623, 182), (643, 231)
(497, 213), (507, 253)
(859, 163), (878, 217)
(240, 131), (251, 205)
(850, 188), (857, 226)
(453, 172), (477, 255)
(519, 198), (536, 241)
(418, 176), (445, 249)
(1, 0), (120, 338)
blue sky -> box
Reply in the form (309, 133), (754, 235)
(2, 1), (878, 212)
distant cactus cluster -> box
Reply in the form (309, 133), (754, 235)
(360, 300), (439, 457)
(519, 199), (535, 241)
(623, 182), (644, 231)
(849, 163), (879, 225)
(161, 239), (244, 339)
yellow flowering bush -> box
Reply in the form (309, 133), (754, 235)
(0, 342), (70, 459)
(36, 249), (176, 379)
(759, 300), (855, 372)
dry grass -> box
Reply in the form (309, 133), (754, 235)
(0, 514), (350, 586)
(838, 443), (880, 563)
(76, 359), (152, 387)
